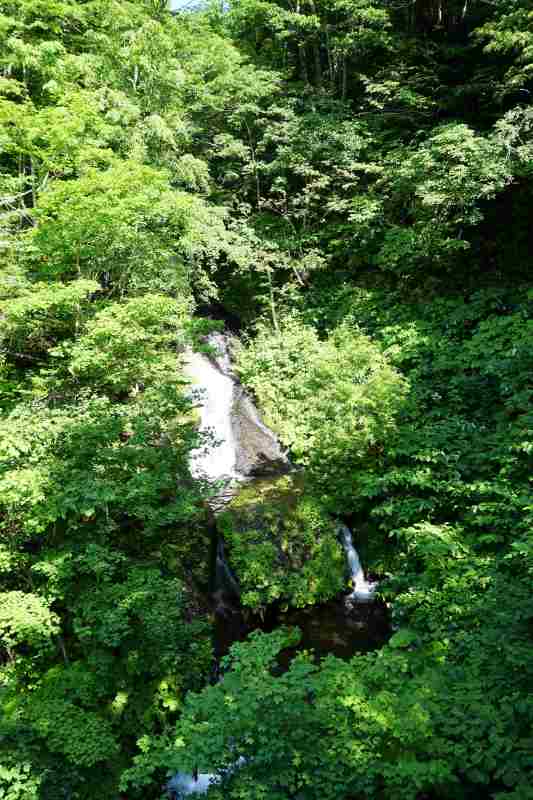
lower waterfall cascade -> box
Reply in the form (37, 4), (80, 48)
(337, 523), (378, 604)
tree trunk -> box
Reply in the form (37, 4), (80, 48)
(312, 41), (322, 87)
(324, 24), (334, 84)
(308, 1), (322, 88)
(298, 42), (309, 84)
(266, 268), (279, 333)
(341, 56), (347, 100)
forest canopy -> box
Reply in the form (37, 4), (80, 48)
(0, 0), (532, 799)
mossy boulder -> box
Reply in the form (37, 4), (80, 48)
(217, 475), (346, 611)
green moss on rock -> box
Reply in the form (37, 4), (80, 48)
(217, 475), (346, 610)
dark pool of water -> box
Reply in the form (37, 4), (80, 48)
(212, 591), (390, 675)
(274, 596), (390, 667)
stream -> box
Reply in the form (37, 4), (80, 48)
(171, 331), (390, 798)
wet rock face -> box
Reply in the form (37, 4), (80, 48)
(232, 388), (290, 478)
(209, 332), (290, 477)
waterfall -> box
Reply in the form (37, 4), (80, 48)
(167, 772), (214, 798)
(183, 343), (238, 482)
(183, 333), (288, 485)
(338, 524), (377, 603)
(215, 538), (241, 598)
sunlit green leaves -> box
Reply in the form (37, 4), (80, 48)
(0, 279), (98, 366)
(236, 317), (406, 508)
(31, 160), (231, 296)
(66, 294), (189, 395)
(0, 591), (59, 654)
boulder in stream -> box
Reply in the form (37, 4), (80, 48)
(217, 475), (346, 611)
(232, 387), (290, 477)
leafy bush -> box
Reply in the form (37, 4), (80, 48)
(218, 476), (346, 609)
(236, 318), (407, 510)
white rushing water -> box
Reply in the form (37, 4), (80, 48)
(183, 345), (238, 481)
(183, 333), (288, 483)
(338, 524), (377, 603)
(215, 537), (241, 598)
(167, 772), (214, 798)
(168, 759), (247, 798)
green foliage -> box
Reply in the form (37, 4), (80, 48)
(66, 293), (189, 395)
(218, 476), (345, 609)
(476, 1), (533, 97)
(0, 591), (58, 654)
(374, 123), (512, 275)
(0, 279), (98, 365)
(236, 318), (407, 509)
(31, 160), (231, 296)
(0, 0), (532, 797)
(1, 394), (197, 534)
(225, 0), (391, 93)
(0, 754), (42, 800)
(126, 555), (533, 800)
(0, 359), (212, 796)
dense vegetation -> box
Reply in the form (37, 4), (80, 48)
(0, 0), (532, 798)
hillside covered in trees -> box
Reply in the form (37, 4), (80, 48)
(0, 1), (532, 798)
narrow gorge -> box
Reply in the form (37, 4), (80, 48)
(170, 332), (389, 798)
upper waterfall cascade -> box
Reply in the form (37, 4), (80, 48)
(183, 342), (238, 481)
(183, 333), (289, 484)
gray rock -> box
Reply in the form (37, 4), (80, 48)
(202, 332), (290, 479)
(232, 387), (290, 477)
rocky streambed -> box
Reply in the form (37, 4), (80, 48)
(170, 330), (390, 798)
(182, 331), (388, 651)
